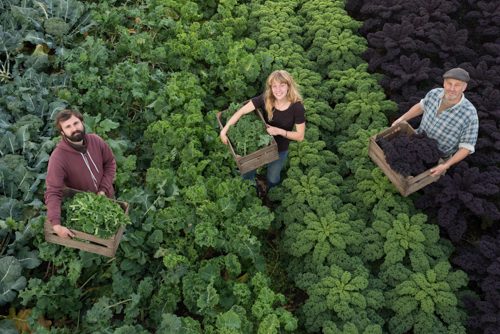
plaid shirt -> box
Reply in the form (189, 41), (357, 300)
(416, 88), (478, 156)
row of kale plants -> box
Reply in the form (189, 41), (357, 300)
(0, 0), (479, 333)
(347, 0), (500, 333)
(0, 1), (92, 331)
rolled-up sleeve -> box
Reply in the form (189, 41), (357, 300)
(459, 115), (479, 154)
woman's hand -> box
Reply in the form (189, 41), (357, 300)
(220, 128), (229, 145)
(219, 100), (256, 145)
(266, 126), (284, 136)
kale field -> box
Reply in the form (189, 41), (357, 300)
(1, 0), (499, 333)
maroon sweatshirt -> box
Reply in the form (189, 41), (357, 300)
(45, 133), (116, 226)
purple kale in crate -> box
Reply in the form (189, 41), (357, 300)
(377, 131), (443, 176)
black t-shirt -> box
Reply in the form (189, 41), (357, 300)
(251, 94), (306, 152)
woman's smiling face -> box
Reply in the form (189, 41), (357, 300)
(271, 80), (289, 100)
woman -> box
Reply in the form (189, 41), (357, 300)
(220, 70), (306, 192)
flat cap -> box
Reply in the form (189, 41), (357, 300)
(443, 67), (470, 83)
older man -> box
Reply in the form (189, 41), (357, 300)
(392, 67), (479, 176)
(45, 109), (116, 238)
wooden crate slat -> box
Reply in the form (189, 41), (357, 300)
(237, 146), (279, 174)
(409, 169), (434, 183)
(369, 140), (406, 194)
(405, 175), (440, 195)
(71, 228), (114, 246)
(45, 228), (114, 257)
(112, 225), (125, 254)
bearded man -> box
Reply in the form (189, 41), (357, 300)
(45, 109), (116, 238)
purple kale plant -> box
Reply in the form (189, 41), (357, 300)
(412, 0), (461, 22)
(464, 0), (500, 40)
(365, 22), (418, 71)
(379, 54), (432, 92)
(466, 88), (500, 167)
(453, 232), (500, 333)
(415, 162), (500, 242)
(356, 0), (409, 34)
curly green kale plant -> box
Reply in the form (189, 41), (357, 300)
(285, 210), (361, 266)
(385, 255), (468, 334)
(63, 192), (130, 238)
(372, 212), (427, 266)
(227, 113), (273, 156)
(301, 264), (385, 333)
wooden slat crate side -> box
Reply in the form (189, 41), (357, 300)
(369, 141), (403, 184)
(238, 146), (279, 174)
(409, 169), (433, 183)
(237, 141), (278, 164)
(44, 224), (115, 257)
(368, 139), (407, 195)
(216, 111), (239, 160)
(375, 122), (415, 141)
(405, 174), (440, 195)
(71, 228), (114, 247)
(45, 220), (115, 245)
(112, 225), (126, 254)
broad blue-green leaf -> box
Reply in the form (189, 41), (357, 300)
(14, 248), (41, 269)
(0, 319), (18, 334)
(0, 256), (27, 305)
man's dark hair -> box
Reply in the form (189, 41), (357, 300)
(54, 109), (84, 131)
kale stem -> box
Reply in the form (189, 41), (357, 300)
(79, 271), (98, 290)
(105, 298), (133, 309)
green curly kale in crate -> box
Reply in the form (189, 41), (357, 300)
(63, 192), (131, 238)
(229, 114), (274, 156)
(217, 103), (279, 174)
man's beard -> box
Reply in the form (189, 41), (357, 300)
(64, 127), (86, 142)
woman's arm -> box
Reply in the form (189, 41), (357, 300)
(267, 122), (305, 142)
(220, 100), (256, 145)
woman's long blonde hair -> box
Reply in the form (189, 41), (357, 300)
(263, 70), (302, 121)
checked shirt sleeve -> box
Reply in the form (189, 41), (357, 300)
(458, 114), (479, 153)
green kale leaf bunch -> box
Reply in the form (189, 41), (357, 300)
(63, 192), (130, 238)
(228, 113), (273, 156)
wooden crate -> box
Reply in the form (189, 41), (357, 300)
(44, 188), (128, 257)
(217, 109), (279, 175)
(368, 121), (441, 197)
